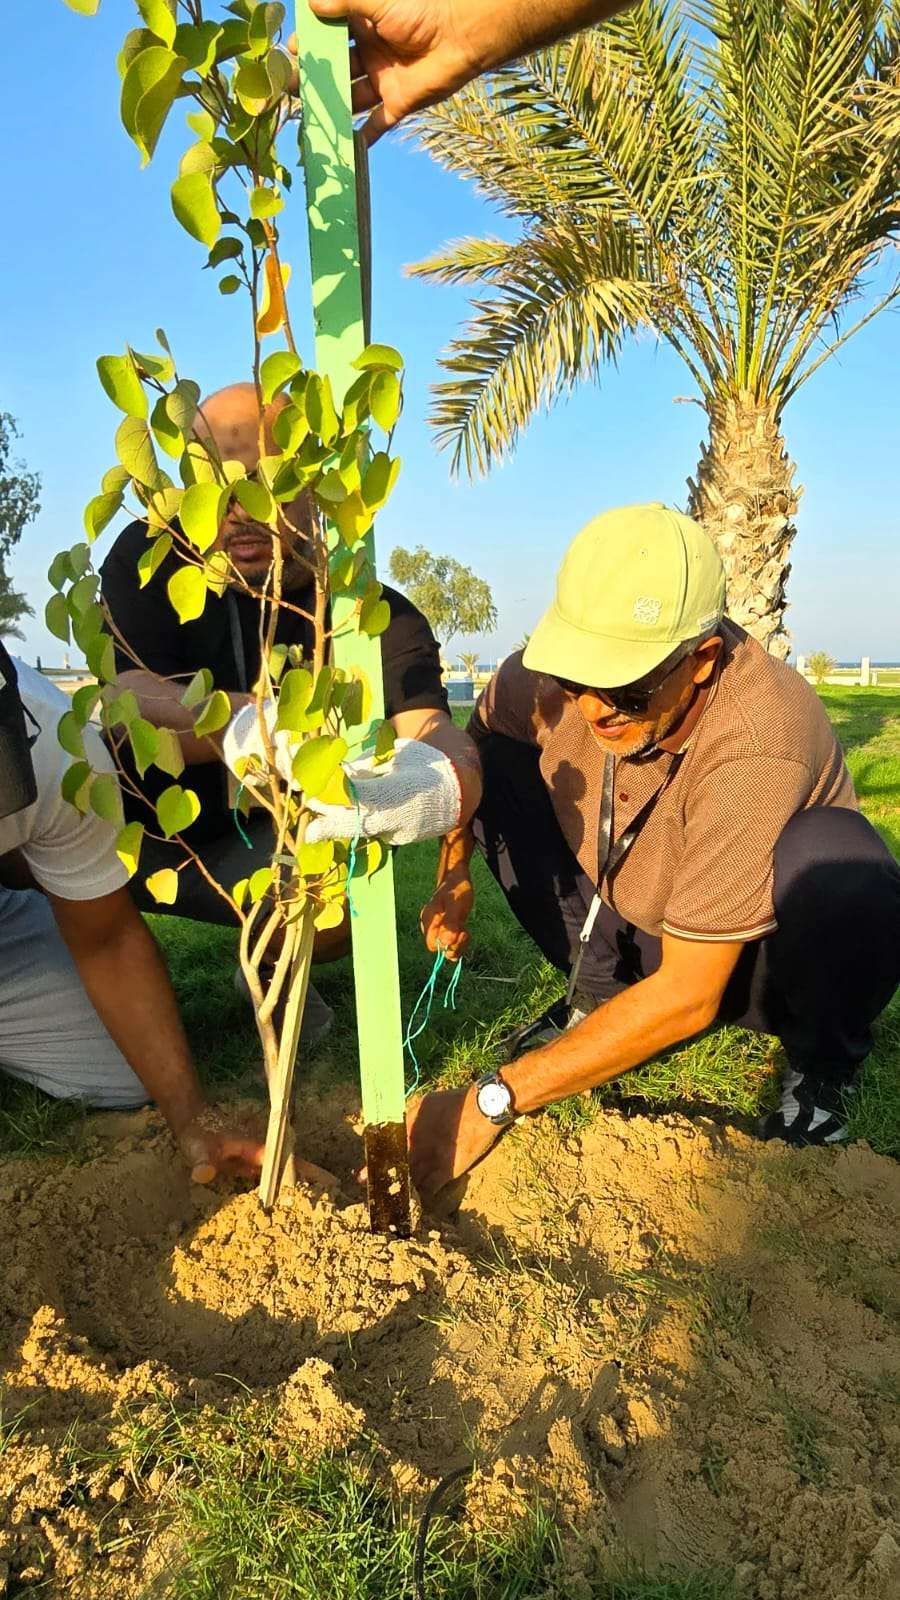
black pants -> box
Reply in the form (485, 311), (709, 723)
(473, 734), (900, 1086)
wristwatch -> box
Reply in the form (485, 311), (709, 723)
(475, 1069), (516, 1126)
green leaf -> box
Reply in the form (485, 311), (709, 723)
(103, 688), (139, 730)
(314, 899), (346, 932)
(57, 711), (85, 760)
(181, 440), (218, 487)
(68, 574), (99, 618)
(187, 108), (216, 140)
(361, 451), (400, 512)
(373, 720), (396, 765)
(97, 353), (147, 417)
(207, 236), (243, 267)
(341, 670), (372, 730)
(260, 350), (301, 403)
(138, 532), (172, 586)
(120, 45), (187, 165)
(129, 718), (159, 777)
(248, 866), (274, 903)
(313, 470), (346, 506)
(45, 593), (70, 644)
(341, 371), (373, 432)
(267, 642), (289, 682)
(171, 171), (221, 247)
(84, 491), (124, 542)
(333, 491), (372, 547)
(146, 486), (183, 530)
(250, 184), (283, 220)
(232, 477), (276, 525)
(233, 59), (273, 115)
(156, 784), (201, 838)
(85, 632), (116, 684)
(180, 481), (226, 553)
(304, 375), (339, 445)
(353, 344), (403, 372)
(48, 552), (73, 592)
(298, 839), (334, 876)
(116, 821), (145, 876)
(115, 415), (161, 488)
(291, 734), (348, 799)
(173, 19), (222, 75)
(219, 275), (242, 295)
(62, 0), (102, 13)
(370, 371), (401, 432)
(131, 346), (175, 384)
(90, 773), (124, 826)
(68, 543), (92, 579)
(359, 596), (391, 638)
(102, 465), (131, 494)
(181, 667), (213, 708)
(276, 667), (313, 732)
(135, 0), (176, 46)
(155, 726), (185, 778)
(146, 867), (179, 905)
(71, 682), (101, 724)
(151, 381), (199, 457)
(61, 761), (92, 811)
(193, 689), (232, 737)
(167, 565), (208, 623)
(271, 403), (309, 456)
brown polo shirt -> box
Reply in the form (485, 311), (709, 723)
(470, 620), (857, 943)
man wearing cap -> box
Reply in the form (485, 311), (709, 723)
(411, 504), (900, 1196)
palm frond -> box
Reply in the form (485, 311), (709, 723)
(408, 236), (522, 286)
(426, 220), (659, 477)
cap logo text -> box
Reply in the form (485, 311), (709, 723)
(632, 596), (662, 625)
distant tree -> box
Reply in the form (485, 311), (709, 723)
(389, 545), (497, 643)
(457, 650), (480, 677)
(0, 566), (34, 642)
(0, 415), (41, 565)
(807, 650), (836, 685)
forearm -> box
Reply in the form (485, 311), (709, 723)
(504, 972), (716, 1114)
(118, 669), (251, 765)
(50, 892), (206, 1137)
(455, 0), (633, 74)
(435, 822), (476, 886)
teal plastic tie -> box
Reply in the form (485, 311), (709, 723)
(343, 778), (363, 919)
(403, 947), (464, 1098)
(232, 780), (254, 850)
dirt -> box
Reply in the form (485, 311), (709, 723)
(1, 1096), (899, 1598)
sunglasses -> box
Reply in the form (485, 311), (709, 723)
(552, 638), (700, 718)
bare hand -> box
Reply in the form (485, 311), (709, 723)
(178, 1110), (265, 1182)
(302, 0), (478, 143)
(420, 870), (473, 961)
(407, 1084), (502, 1198)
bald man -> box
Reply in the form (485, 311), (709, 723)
(100, 383), (481, 1046)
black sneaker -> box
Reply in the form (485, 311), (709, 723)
(504, 989), (598, 1060)
(758, 1068), (857, 1146)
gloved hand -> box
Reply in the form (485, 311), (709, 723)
(306, 737), (462, 847)
(222, 699), (296, 786)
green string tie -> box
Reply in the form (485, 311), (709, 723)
(403, 947), (464, 1098)
(232, 780), (254, 850)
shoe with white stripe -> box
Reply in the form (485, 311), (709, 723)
(759, 1068), (857, 1146)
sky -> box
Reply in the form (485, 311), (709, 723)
(2, 2), (899, 668)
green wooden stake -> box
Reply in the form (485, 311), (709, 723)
(295, 4), (412, 1237)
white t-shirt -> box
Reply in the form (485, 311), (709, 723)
(0, 660), (127, 901)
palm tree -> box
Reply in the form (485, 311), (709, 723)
(412, 1), (900, 656)
(457, 650), (481, 677)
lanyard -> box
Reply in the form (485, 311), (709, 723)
(566, 748), (686, 1003)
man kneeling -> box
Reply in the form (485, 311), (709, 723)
(412, 504), (900, 1196)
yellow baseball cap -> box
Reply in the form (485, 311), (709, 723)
(523, 503), (725, 688)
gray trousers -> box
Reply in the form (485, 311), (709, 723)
(0, 888), (147, 1108)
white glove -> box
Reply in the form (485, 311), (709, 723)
(306, 737), (462, 847)
(222, 699), (296, 786)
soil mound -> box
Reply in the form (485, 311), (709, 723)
(1, 1102), (899, 1597)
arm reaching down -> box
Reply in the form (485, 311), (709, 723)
(49, 888), (264, 1179)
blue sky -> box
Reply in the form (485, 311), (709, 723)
(2, 1), (899, 666)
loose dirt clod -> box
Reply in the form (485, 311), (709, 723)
(1, 1098), (899, 1597)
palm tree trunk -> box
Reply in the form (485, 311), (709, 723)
(687, 391), (800, 659)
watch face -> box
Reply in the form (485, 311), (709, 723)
(477, 1080), (511, 1120)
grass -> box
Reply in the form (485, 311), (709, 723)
(32, 1392), (733, 1600)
